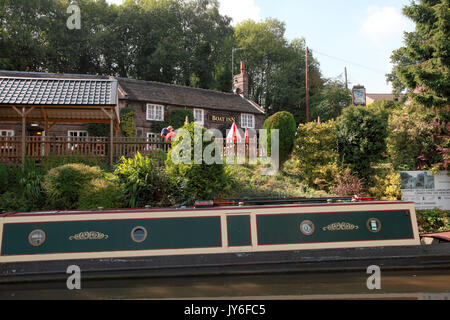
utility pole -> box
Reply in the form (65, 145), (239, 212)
(305, 47), (310, 123)
(345, 67), (348, 90)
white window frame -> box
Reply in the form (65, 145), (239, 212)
(146, 132), (159, 151)
(241, 113), (255, 129)
(67, 130), (88, 150)
(146, 104), (164, 121)
(194, 108), (204, 126)
(0, 130), (15, 149)
(0, 130), (14, 137)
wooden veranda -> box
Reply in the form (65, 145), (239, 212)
(0, 76), (121, 165)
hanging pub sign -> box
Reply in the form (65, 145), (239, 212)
(352, 85), (366, 106)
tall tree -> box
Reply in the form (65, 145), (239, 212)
(388, 0), (450, 110)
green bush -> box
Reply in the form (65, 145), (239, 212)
(263, 111), (297, 167)
(165, 123), (231, 204)
(84, 123), (110, 137)
(0, 163), (8, 194)
(368, 163), (402, 200)
(78, 178), (123, 210)
(43, 163), (103, 210)
(386, 106), (435, 171)
(41, 154), (109, 173)
(152, 109), (194, 134)
(292, 120), (339, 188)
(416, 209), (450, 233)
(0, 191), (28, 212)
(114, 152), (176, 208)
(336, 105), (388, 180)
(120, 107), (137, 137)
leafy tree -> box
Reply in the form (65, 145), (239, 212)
(336, 106), (388, 180)
(388, 0), (450, 109)
(165, 123), (231, 203)
(233, 19), (324, 122)
(310, 78), (352, 122)
(263, 111), (297, 167)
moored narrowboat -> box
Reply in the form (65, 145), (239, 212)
(1, 198), (450, 283)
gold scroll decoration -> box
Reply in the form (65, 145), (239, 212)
(69, 231), (109, 241)
(322, 222), (359, 231)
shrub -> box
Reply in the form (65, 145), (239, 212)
(165, 123), (231, 203)
(43, 163), (103, 210)
(0, 163), (8, 194)
(293, 120), (339, 187)
(263, 111), (297, 167)
(416, 209), (450, 233)
(386, 106), (434, 170)
(152, 109), (194, 134)
(329, 168), (365, 197)
(120, 107), (137, 137)
(41, 154), (109, 173)
(368, 164), (402, 200)
(78, 178), (123, 210)
(10, 159), (46, 211)
(0, 191), (28, 212)
(84, 123), (110, 137)
(114, 152), (176, 208)
(336, 105), (388, 180)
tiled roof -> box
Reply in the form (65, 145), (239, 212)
(118, 78), (265, 114)
(0, 76), (117, 106)
(366, 93), (405, 101)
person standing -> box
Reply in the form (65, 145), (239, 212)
(165, 126), (176, 143)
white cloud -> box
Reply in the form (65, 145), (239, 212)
(360, 6), (414, 48)
(218, 0), (261, 25)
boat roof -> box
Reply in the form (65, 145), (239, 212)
(0, 201), (414, 218)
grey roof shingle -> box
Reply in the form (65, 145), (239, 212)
(0, 76), (117, 106)
(117, 78), (265, 114)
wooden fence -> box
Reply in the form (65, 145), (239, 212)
(0, 136), (265, 164)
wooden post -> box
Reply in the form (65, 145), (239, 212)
(305, 47), (310, 123)
(21, 107), (26, 166)
(110, 115), (114, 166)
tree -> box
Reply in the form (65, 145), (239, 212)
(263, 111), (297, 167)
(233, 19), (324, 122)
(336, 106), (388, 180)
(310, 78), (351, 122)
(388, 0), (450, 109)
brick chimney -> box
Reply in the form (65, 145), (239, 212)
(233, 61), (249, 98)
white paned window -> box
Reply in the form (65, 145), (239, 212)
(146, 104), (164, 121)
(241, 113), (255, 129)
(0, 130), (14, 137)
(68, 130), (88, 138)
(67, 130), (88, 150)
(146, 132), (159, 150)
(194, 108), (204, 126)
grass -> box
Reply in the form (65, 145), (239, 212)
(225, 162), (328, 199)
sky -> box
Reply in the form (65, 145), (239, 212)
(106, 0), (416, 94)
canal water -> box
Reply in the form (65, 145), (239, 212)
(1, 268), (449, 300)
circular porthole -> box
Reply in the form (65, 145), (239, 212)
(131, 226), (148, 243)
(28, 229), (46, 247)
(367, 218), (382, 233)
(300, 220), (315, 236)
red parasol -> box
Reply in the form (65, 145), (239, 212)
(318, 116), (321, 124)
(245, 127), (249, 144)
(185, 116), (189, 125)
(226, 122), (243, 144)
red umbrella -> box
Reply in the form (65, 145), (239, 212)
(245, 127), (249, 144)
(185, 116), (189, 125)
(226, 122), (242, 144)
(318, 116), (321, 124)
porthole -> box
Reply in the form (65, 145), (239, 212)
(300, 220), (315, 236)
(367, 218), (382, 233)
(28, 229), (46, 247)
(131, 226), (148, 243)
